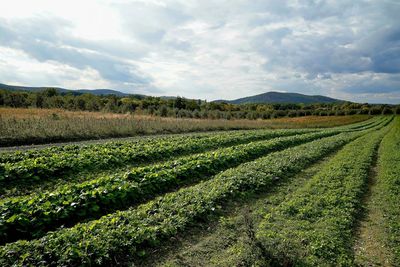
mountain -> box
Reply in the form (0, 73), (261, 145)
(215, 91), (343, 104)
(0, 83), (129, 96)
(73, 89), (128, 96)
(1, 83), (344, 104)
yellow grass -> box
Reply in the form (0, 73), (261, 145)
(0, 108), (371, 146)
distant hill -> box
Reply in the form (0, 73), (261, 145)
(1, 83), (344, 104)
(0, 83), (129, 96)
(215, 91), (343, 104)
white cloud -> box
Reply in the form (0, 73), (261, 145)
(0, 46), (111, 88)
(0, 0), (399, 103)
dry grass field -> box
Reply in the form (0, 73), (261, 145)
(0, 107), (370, 146)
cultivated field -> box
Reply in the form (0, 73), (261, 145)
(0, 107), (370, 146)
(0, 115), (398, 266)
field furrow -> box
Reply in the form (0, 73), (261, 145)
(162, 117), (395, 267)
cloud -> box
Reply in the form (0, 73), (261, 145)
(0, 0), (399, 103)
(0, 16), (154, 91)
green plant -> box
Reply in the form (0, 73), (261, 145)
(256, 120), (393, 265)
(0, 130), (338, 243)
(375, 117), (400, 264)
(0, 128), (316, 184)
(0, 125), (381, 266)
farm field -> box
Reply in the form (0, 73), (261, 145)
(0, 115), (398, 266)
(0, 107), (371, 146)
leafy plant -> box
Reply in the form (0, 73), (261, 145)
(0, 130), (338, 243)
(0, 125), (380, 266)
(0, 128), (316, 184)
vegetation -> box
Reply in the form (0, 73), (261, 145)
(0, 116), (381, 186)
(0, 116), (397, 266)
(0, 130), (339, 243)
(375, 118), (400, 264)
(155, 152), (339, 266)
(0, 108), (371, 146)
(0, 128), (316, 185)
(1, 88), (398, 121)
(256, 119), (391, 265)
(0, 117), (390, 266)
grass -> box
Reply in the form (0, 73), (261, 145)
(353, 161), (393, 266)
(367, 118), (400, 265)
(0, 107), (371, 146)
(139, 153), (336, 267)
(146, 121), (389, 267)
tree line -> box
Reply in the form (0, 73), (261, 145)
(1, 88), (399, 120)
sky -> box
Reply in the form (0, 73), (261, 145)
(0, 0), (399, 103)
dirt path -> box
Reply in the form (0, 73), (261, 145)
(353, 150), (393, 266)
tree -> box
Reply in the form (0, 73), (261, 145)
(159, 105), (168, 117)
(174, 97), (185, 110)
(42, 88), (58, 97)
(395, 106), (400, 115)
(74, 97), (86, 110)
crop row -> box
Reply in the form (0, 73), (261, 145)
(256, 120), (391, 266)
(0, 116), (386, 186)
(0, 115), (383, 166)
(0, 118), (389, 243)
(342, 115), (390, 131)
(0, 128), (316, 184)
(0, 130), (258, 164)
(0, 116), (379, 164)
(0, 124), (383, 266)
(376, 118), (400, 264)
(338, 116), (380, 130)
(0, 130), (340, 244)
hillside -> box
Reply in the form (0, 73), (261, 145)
(1, 83), (345, 104)
(0, 83), (128, 96)
(216, 91), (342, 104)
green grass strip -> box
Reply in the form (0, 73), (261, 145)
(376, 116), (400, 264)
(256, 119), (393, 266)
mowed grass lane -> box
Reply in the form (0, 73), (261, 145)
(372, 117), (400, 265)
(256, 117), (395, 266)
